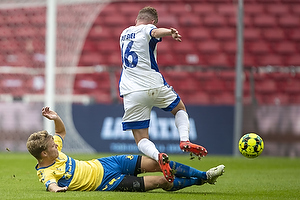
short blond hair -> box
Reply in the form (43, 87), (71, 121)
(137, 6), (158, 24)
(26, 130), (53, 160)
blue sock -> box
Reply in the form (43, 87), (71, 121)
(169, 161), (207, 180)
(167, 177), (198, 191)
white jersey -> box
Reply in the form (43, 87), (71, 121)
(119, 24), (165, 96)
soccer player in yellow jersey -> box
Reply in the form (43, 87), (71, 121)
(27, 107), (225, 192)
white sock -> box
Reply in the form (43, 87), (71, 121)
(137, 138), (160, 161)
(175, 110), (190, 142)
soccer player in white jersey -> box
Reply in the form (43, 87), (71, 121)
(27, 107), (225, 192)
(119, 6), (208, 183)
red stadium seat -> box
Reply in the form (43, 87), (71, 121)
(6, 13), (30, 25)
(203, 14), (227, 27)
(247, 41), (270, 55)
(253, 15), (277, 27)
(197, 40), (221, 54)
(212, 91), (235, 105)
(278, 15), (299, 27)
(262, 28), (286, 41)
(92, 90), (112, 104)
(157, 52), (178, 67)
(274, 42), (297, 55)
(266, 4), (290, 16)
(193, 71), (217, 81)
(282, 79), (300, 94)
(157, 15), (177, 27)
(169, 3), (191, 15)
(243, 55), (257, 67)
(100, 3), (119, 16)
(213, 27), (236, 41)
(193, 4), (216, 16)
(157, 40), (171, 54)
(290, 95), (300, 104)
(244, 4), (265, 16)
(175, 76), (199, 92)
(208, 0), (234, 3)
(79, 52), (106, 66)
(291, 5), (300, 15)
(82, 40), (96, 52)
(88, 26), (112, 40)
(255, 79), (277, 94)
(103, 15), (126, 27)
(106, 53), (122, 66)
(28, 11), (46, 26)
(185, 92), (211, 105)
(178, 14), (201, 27)
(96, 40), (119, 53)
(201, 78), (226, 94)
(288, 29), (300, 41)
(256, 0), (280, 3)
(222, 41), (236, 54)
(0, 40), (19, 53)
(258, 54), (283, 66)
(119, 3), (142, 15)
(244, 28), (262, 41)
(218, 71), (236, 80)
(285, 54), (300, 66)
(267, 72), (292, 81)
(216, 4), (237, 16)
(206, 53), (231, 67)
(0, 27), (13, 38)
(172, 41), (195, 54)
(188, 28), (211, 41)
(284, 0), (300, 3)
(146, 3), (168, 14)
(252, 72), (268, 81)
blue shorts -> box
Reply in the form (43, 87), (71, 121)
(95, 155), (139, 191)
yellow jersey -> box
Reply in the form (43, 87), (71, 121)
(35, 135), (104, 191)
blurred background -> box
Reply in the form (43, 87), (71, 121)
(0, 0), (299, 157)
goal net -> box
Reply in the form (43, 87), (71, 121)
(0, 0), (111, 153)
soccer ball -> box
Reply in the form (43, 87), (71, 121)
(238, 133), (264, 158)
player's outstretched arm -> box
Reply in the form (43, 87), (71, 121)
(48, 183), (68, 193)
(151, 27), (182, 42)
(42, 107), (66, 140)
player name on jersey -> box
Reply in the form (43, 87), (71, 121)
(120, 33), (136, 41)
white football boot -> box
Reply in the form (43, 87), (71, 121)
(206, 164), (225, 185)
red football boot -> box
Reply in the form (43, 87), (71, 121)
(158, 153), (174, 183)
(180, 141), (208, 160)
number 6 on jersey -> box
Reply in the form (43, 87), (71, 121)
(121, 41), (138, 68)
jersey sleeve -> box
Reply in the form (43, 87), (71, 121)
(53, 134), (63, 151)
(145, 24), (157, 38)
(36, 167), (58, 191)
(44, 175), (57, 190)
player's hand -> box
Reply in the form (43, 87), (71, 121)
(42, 107), (58, 120)
(170, 28), (181, 42)
(55, 186), (68, 193)
(48, 183), (68, 192)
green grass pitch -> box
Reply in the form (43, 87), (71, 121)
(0, 152), (299, 200)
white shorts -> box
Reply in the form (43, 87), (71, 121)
(122, 85), (180, 131)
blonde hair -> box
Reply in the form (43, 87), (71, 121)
(137, 6), (158, 25)
(26, 130), (53, 160)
